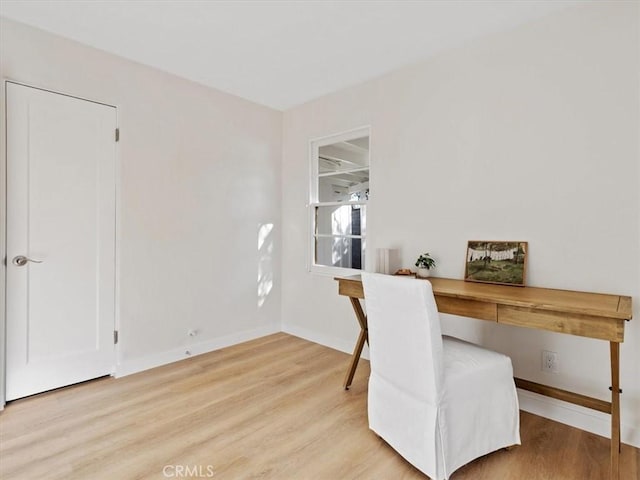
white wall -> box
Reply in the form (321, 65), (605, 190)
(0, 17), (283, 382)
(1, 2), (638, 448)
(282, 2), (640, 445)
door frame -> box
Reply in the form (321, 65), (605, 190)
(1, 79), (122, 407)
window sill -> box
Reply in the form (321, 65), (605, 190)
(308, 264), (364, 278)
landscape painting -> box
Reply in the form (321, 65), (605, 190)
(464, 241), (528, 286)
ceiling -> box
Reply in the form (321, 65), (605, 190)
(0, 0), (580, 111)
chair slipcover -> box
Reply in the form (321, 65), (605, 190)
(362, 272), (520, 480)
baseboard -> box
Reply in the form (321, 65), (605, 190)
(518, 389), (640, 448)
(281, 322), (370, 360)
(115, 323), (280, 378)
(114, 321), (640, 448)
(282, 323), (640, 449)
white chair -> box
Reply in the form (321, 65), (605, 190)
(362, 272), (520, 480)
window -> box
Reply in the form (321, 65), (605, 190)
(309, 127), (370, 275)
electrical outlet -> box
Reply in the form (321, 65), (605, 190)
(542, 350), (559, 373)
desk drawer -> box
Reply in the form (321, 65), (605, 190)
(498, 305), (624, 342)
(435, 295), (497, 321)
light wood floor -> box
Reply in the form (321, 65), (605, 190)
(0, 333), (638, 479)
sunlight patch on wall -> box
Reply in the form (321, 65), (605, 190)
(258, 223), (274, 308)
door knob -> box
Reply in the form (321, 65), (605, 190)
(12, 255), (43, 267)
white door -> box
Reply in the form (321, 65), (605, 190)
(6, 83), (117, 401)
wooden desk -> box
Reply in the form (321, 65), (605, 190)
(335, 275), (632, 480)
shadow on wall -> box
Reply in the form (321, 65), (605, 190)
(258, 223), (274, 308)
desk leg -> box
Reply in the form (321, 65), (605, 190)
(343, 297), (368, 390)
(610, 341), (620, 480)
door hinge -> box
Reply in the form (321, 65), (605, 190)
(115, 128), (120, 142)
(114, 330), (119, 344)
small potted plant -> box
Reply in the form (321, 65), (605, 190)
(415, 253), (436, 278)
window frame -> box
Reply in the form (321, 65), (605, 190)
(308, 126), (371, 276)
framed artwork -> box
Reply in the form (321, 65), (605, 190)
(464, 241), (528, 286)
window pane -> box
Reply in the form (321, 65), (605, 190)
(315, 236), (365, 270)
(315, 205), (366, 237)
(318, 136), (369, 174)
(318, 170), (369, 202)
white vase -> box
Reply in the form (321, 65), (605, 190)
(417, 268), (431, 278)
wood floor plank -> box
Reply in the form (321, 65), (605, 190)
(0, 333), (637, 479)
